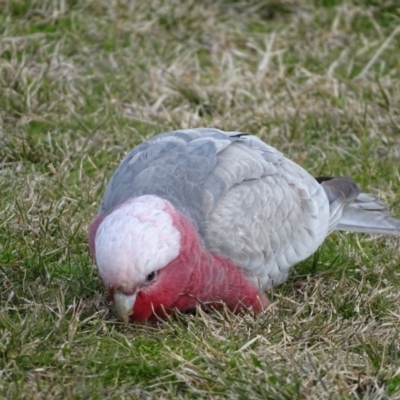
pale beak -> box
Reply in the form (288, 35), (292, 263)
(113, 290), (137, 323)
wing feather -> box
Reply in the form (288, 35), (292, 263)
(203, 140), (330, 289)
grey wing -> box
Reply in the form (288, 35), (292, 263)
(201, 136), (331, 289)
(98, 128), (237, 232)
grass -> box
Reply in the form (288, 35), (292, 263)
(1, 0), (400, 398)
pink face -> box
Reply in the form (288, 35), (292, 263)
(126, 255), (197, 322)
(92, 195), (199, 322)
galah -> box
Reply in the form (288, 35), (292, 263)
(88, 128), (400, 323)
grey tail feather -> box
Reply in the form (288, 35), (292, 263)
(337, 192), (400, 236)
(318, 176), (400, 236)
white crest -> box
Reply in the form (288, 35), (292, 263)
(95, 196), (181, 290)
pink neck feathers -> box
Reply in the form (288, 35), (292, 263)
(176, 249), (270, 313)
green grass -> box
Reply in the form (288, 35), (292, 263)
(1, 0), (400, 398)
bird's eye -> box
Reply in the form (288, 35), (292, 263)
(145, 271), (156, 283)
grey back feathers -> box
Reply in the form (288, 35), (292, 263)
(100, 128), (243, 232)
(99, 128), (400, 289)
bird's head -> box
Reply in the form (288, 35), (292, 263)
(89, 195), (200, 323)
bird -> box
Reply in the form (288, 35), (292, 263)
(88, 128), (400, 323)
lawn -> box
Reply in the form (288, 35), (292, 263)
(1, 0), (400, 398)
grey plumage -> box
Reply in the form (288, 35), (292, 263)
(99, 128), (400, 290)
(100, 129), (233, 233)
